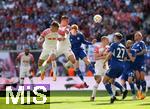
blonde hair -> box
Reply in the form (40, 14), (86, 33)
(71, 24), (78, 30)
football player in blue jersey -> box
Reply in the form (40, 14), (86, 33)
(69, 24), (96, 87)
(121, 40), (136, 100)
(132, 31), (147, 100)
(103, 32), (128, 103)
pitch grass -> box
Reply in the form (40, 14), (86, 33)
(50, 91), (150, 109)
(0, 91), (149, 109)
(0, 97), (50, 109)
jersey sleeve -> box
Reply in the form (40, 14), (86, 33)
(80, 33), (92, 45)
(16, 52), (23, 60)
(131, 49), (136, 57)
(40, 28), (50, 38)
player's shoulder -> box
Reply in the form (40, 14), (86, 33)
(29, 53), (33, 57)
(41, 28), (51, 36)
(42, 28), (51, 32)
(19, 52), (24, 56)
(139, 40), (146, 45)
(119, 43), (126, 48)
(110, 42), (117, 47)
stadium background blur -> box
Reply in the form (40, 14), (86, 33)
(0, 0), (150, 78)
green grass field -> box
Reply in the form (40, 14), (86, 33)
(50, 91), (150, 109)
(0, 91), (149, 109)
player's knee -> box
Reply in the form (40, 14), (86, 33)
(95, 76), (101, 83)
(71, 59), (76, 64)
(68, 55), (76, 64)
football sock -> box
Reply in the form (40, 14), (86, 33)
(129, 82), (136, 95)
(141, 80), (146, 93)
(136, 80), (141, 90)
(76, 68), (84, 82)
(92, 82), (99, 97)
(104, 83), (114, 97)
(87, 64), (95, 74)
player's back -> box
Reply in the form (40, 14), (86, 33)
(41, 28), (59, 49)
(110, 42), (126, 64)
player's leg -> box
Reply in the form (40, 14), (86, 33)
(84, 58), (95, 74)
(91, 75), (101, 101)
(135, 70), (142, 99)
(51, 53), (57, 81)
(91, 61), (104, 101)
(140, 70), (146, 99)
(19, 67), (25, 85)
(67, 50), (88, 86)
(128, 75), (136, 100)
(103, 72), (116, 103)
(78, 50), (95, 74)
(38, 49), (49, 79)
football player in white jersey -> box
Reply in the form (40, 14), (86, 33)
(38, 16), (76, 80)
(16, 47), (35, 85)
(57, 16), (76, 66)
(90, 36), (110, 101)
(37, 21), (62, 81)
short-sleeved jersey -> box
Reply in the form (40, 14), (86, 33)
(132, 41), (146, 64)
(94, 44), (109, 61)
(69, 31), (92, 51)
(109, 42), (126, 63)
(41, 28), (59, 49)
(57, 25), (71, 49)
(17, 52), (34, 67)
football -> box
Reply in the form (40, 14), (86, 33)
(93, 14), (102, 23)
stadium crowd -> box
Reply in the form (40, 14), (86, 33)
(0, 0), (150, 50)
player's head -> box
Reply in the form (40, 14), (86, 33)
(24, 47), (30, 55)
(134, 31), (143, 41)
(70, 24), (78, 36)
(114, 32), (123, 43)
(126, 40), (133, 49)
(101, 36), (109, 46)
(61, 15), (69, 26)
(50, 21), (60, 32)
